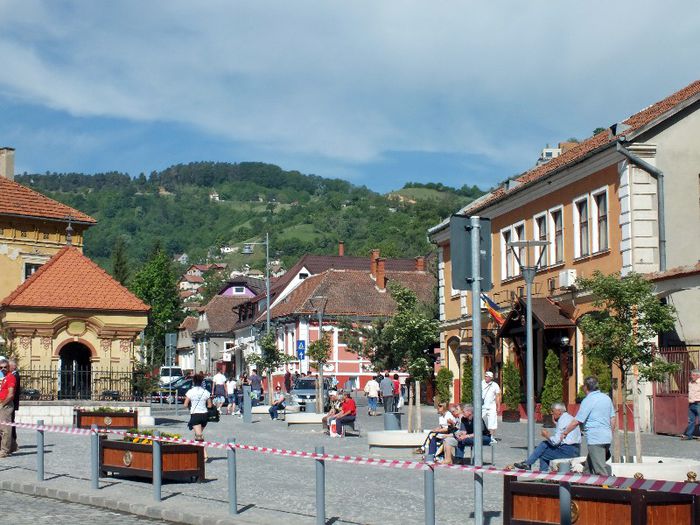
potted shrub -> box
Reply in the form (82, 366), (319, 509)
(436, 367), (454, 404)
(539, 350), (563, 428)
(502, 361), (521, 422)
(100, 428), (205, 482)
(460, 359), (473, 403)
(74, 406), (139, 430)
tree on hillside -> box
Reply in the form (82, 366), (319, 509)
(130, 246), (182, 365)
(577, 271), (677, 461)
(199, 268), (229, 304)
(111, 236), (130, 285)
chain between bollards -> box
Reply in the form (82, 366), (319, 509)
(315, 445), (325, 525)
(36, 419), (44, 482)
(228, 438), (238, 515)
(153, 430), (162, 501)
(424, 455), (435, 525)
(90, 424), (99, 490)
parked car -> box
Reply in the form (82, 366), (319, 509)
(20, 387), (41, 401)
(152, 377), (220, 405)
(290, 378), (331, 412)
(158, 366), (184, 387)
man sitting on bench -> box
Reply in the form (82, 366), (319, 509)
(332, 391), (357, 437)
(443, 403), (491, 464)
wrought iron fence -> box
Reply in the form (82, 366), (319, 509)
(19, 366), (140, 401)
(654, 345), (700, 396)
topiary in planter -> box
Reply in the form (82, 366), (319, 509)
(540, 350), (563, 428)
(436, 367), (454, 404)
(461, 359), (473, 403)
(502, 360), (521, 422)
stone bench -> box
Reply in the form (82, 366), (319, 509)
(286, 412), (325, 427)
(550, 456), (587, 473)
(367, 430), (429, 450)
(250, 405), (301, 415)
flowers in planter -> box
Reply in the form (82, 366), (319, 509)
(124, 428), (181, 445)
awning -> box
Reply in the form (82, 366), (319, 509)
(498, 297), (574, 337)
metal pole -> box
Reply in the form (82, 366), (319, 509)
(37, 419), (44, 482)
(424, 454), (435, 525)
(315, 445), (325, 525)
(265, 232), (271, 333)
(153, 430), (162, 501)
(228, 438), (238, 515)
(243, 384), (252, 423)
(558, 461), (571, 525)
(90, 424), (99, 490)
(317, 307), (323, 414)
(470, 216), (484, 525)
(523, 268), (536, 457)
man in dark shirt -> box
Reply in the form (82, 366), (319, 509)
(443, 403), (491, 464)
(249, 369), (262, 404)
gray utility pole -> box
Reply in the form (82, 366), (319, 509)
(265, 232), (271, 334)
(508, 240), (548, 457)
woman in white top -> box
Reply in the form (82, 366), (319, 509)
(184, 373), (213, 461)
(225, 375), (237, 415)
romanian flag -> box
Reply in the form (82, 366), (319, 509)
(481, 293), (505, 326)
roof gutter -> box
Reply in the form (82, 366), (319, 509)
(616, 142), (666, 272)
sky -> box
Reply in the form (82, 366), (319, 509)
(0, 1), (698, 193)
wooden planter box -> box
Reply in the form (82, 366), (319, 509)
(75, 410), (138, 430)
(504, 476), (699, 524)
(100, 439), (205, 482)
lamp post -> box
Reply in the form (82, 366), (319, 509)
(309, 295), (328, 413)
(507, 239), (548, 457)
(243, 233), (271, 334)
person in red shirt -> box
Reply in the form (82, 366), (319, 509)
(333, 391), (356, 437)
(0, 359), (17, 457)
(392, 374), (401, 412)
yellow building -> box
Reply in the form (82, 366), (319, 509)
(0, 148), (149, 399)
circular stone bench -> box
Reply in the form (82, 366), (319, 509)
(286, 412), (325, 426)
(367, 430), (429, 450)
(250, 405), (301, 415)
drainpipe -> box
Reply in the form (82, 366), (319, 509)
(616, 142), (666, 272)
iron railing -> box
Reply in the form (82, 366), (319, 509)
(19, 366), (141, 401)
(654, 345), (700, 396)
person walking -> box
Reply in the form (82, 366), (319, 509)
(681, 369), (700, 440)
(183, 373), (213, 461)
(284, 370), (292, 393)
(225, 375), (237, 415)
(481, 371), (501, 441)
(380, 373), (395, 413)
(211, 368), (227, 413)
(249, 369), (262, 404)
(392, 373), (401, 412)
(364, 376), (380, 415)
(561, 376), (616, 475)
(236, 374), (250, 418)
(9, 360), (19, 453)
(0, 359), (16, 457)
(513, 402), (582, 471)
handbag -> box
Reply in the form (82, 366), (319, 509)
(207, 405), (220, 422)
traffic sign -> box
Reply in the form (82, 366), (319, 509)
(297, 340), (306, 360)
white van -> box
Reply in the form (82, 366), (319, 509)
(159, 366), (184, 386)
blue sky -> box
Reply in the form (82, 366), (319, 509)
(0, 1), (698, 193)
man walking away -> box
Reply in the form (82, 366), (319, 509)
(9, 360), (19, 452)
(249, 369), (262, 404)
(681, 369), (700, 440)
(561, 376), (615, 475)
(380, 373), (395, 413)
(0, 359), (17, 457)
(364, 376), (380, 415)
(284, 370), (292, 393)
(481, 371), (501, 441)
(514, 402), (581, 471)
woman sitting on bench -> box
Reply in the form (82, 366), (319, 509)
(443, 403), (491, 464)
(416, 403), (457, 457)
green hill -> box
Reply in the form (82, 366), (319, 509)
(16, 163), (485, 275)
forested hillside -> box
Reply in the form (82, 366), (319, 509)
(16, 163), (485, 273)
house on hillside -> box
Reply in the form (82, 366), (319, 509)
(428, 80), (700, 432)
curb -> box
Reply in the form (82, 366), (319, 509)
(0, 479), (258, 525)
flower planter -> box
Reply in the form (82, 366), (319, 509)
(75, 409), (138, 430)
(502, 409), (521, 423)
(100, 439), (205, 482)
(503, 475), (698, 524)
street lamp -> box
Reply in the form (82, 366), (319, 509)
(309, 295), (328, 413)
(507, 239), (549, 457)
(243, 232), (271, 335)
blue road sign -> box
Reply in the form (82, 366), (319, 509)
(297, 340), (306, 360)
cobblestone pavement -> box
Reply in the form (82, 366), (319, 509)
(2, 489), (171, 524)
(2, 396), (700, 524)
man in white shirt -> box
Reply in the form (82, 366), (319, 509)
(514, 402), (581, 471)
(364, 376), (380, 416)
(481, 371), (501, 440)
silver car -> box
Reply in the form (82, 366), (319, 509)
(290, 378), (331, 411)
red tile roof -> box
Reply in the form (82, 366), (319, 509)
(179, 316), (198, 331)
(197, 295), (249, 333)
(647, 261), (700, 282)
(437, 79), (700, 222)
(1, 246), (149, 312)
(182, 274), (204, 284)
(0, 177), (96, 224)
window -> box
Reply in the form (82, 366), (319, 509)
(42, 232), (50, 240)
(574, 197), (590, 257)
(592, 190), (609, 252)
(549, 208), (564, 264)
(233, 286), (245, 294)
(24, 263), (43, 281)
(501, 229), (514, 279)
(298, 272), (309, 280)
(534, 213), (548, 266)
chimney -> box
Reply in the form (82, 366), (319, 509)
(376, 257), (386, 291)
(0, 147), (15, 181)
(338, 241), (345, 257)
(370, 249), (380, 278)
(415, 256), (425, 272)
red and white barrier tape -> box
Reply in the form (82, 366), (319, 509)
(4, 421), (699, 495)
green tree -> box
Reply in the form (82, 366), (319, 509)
(130, 247), (182, 365)
(461, 359), (473, 403)
(307, 332), (332, 412)
(577, 355), (611, 400)
(540, 350), (563, 416)
(436, 367), (454, 404)
(199, 268), (228, 304)
(111, 236), (130, 285)
(592, 127), (607, 135)
(577, 271), (677, 460)
(247, 331), (292, 404)
(502, 361), (521, 411)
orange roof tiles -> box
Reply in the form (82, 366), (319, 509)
(0, 177), (96, 224)
(1, 246), (149, 312)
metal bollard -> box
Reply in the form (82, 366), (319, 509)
(558, 462), (571, 525)
(315, 445), (325, 525)
(228, 438), (238, 515)
(90, 424), (99, 490)
(153, 430), (162, 502)
(174, 391), (179, 416)
(37, 419), (45, 482)
(424, 454), (435, 525)
(243, 385), (252, 424)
